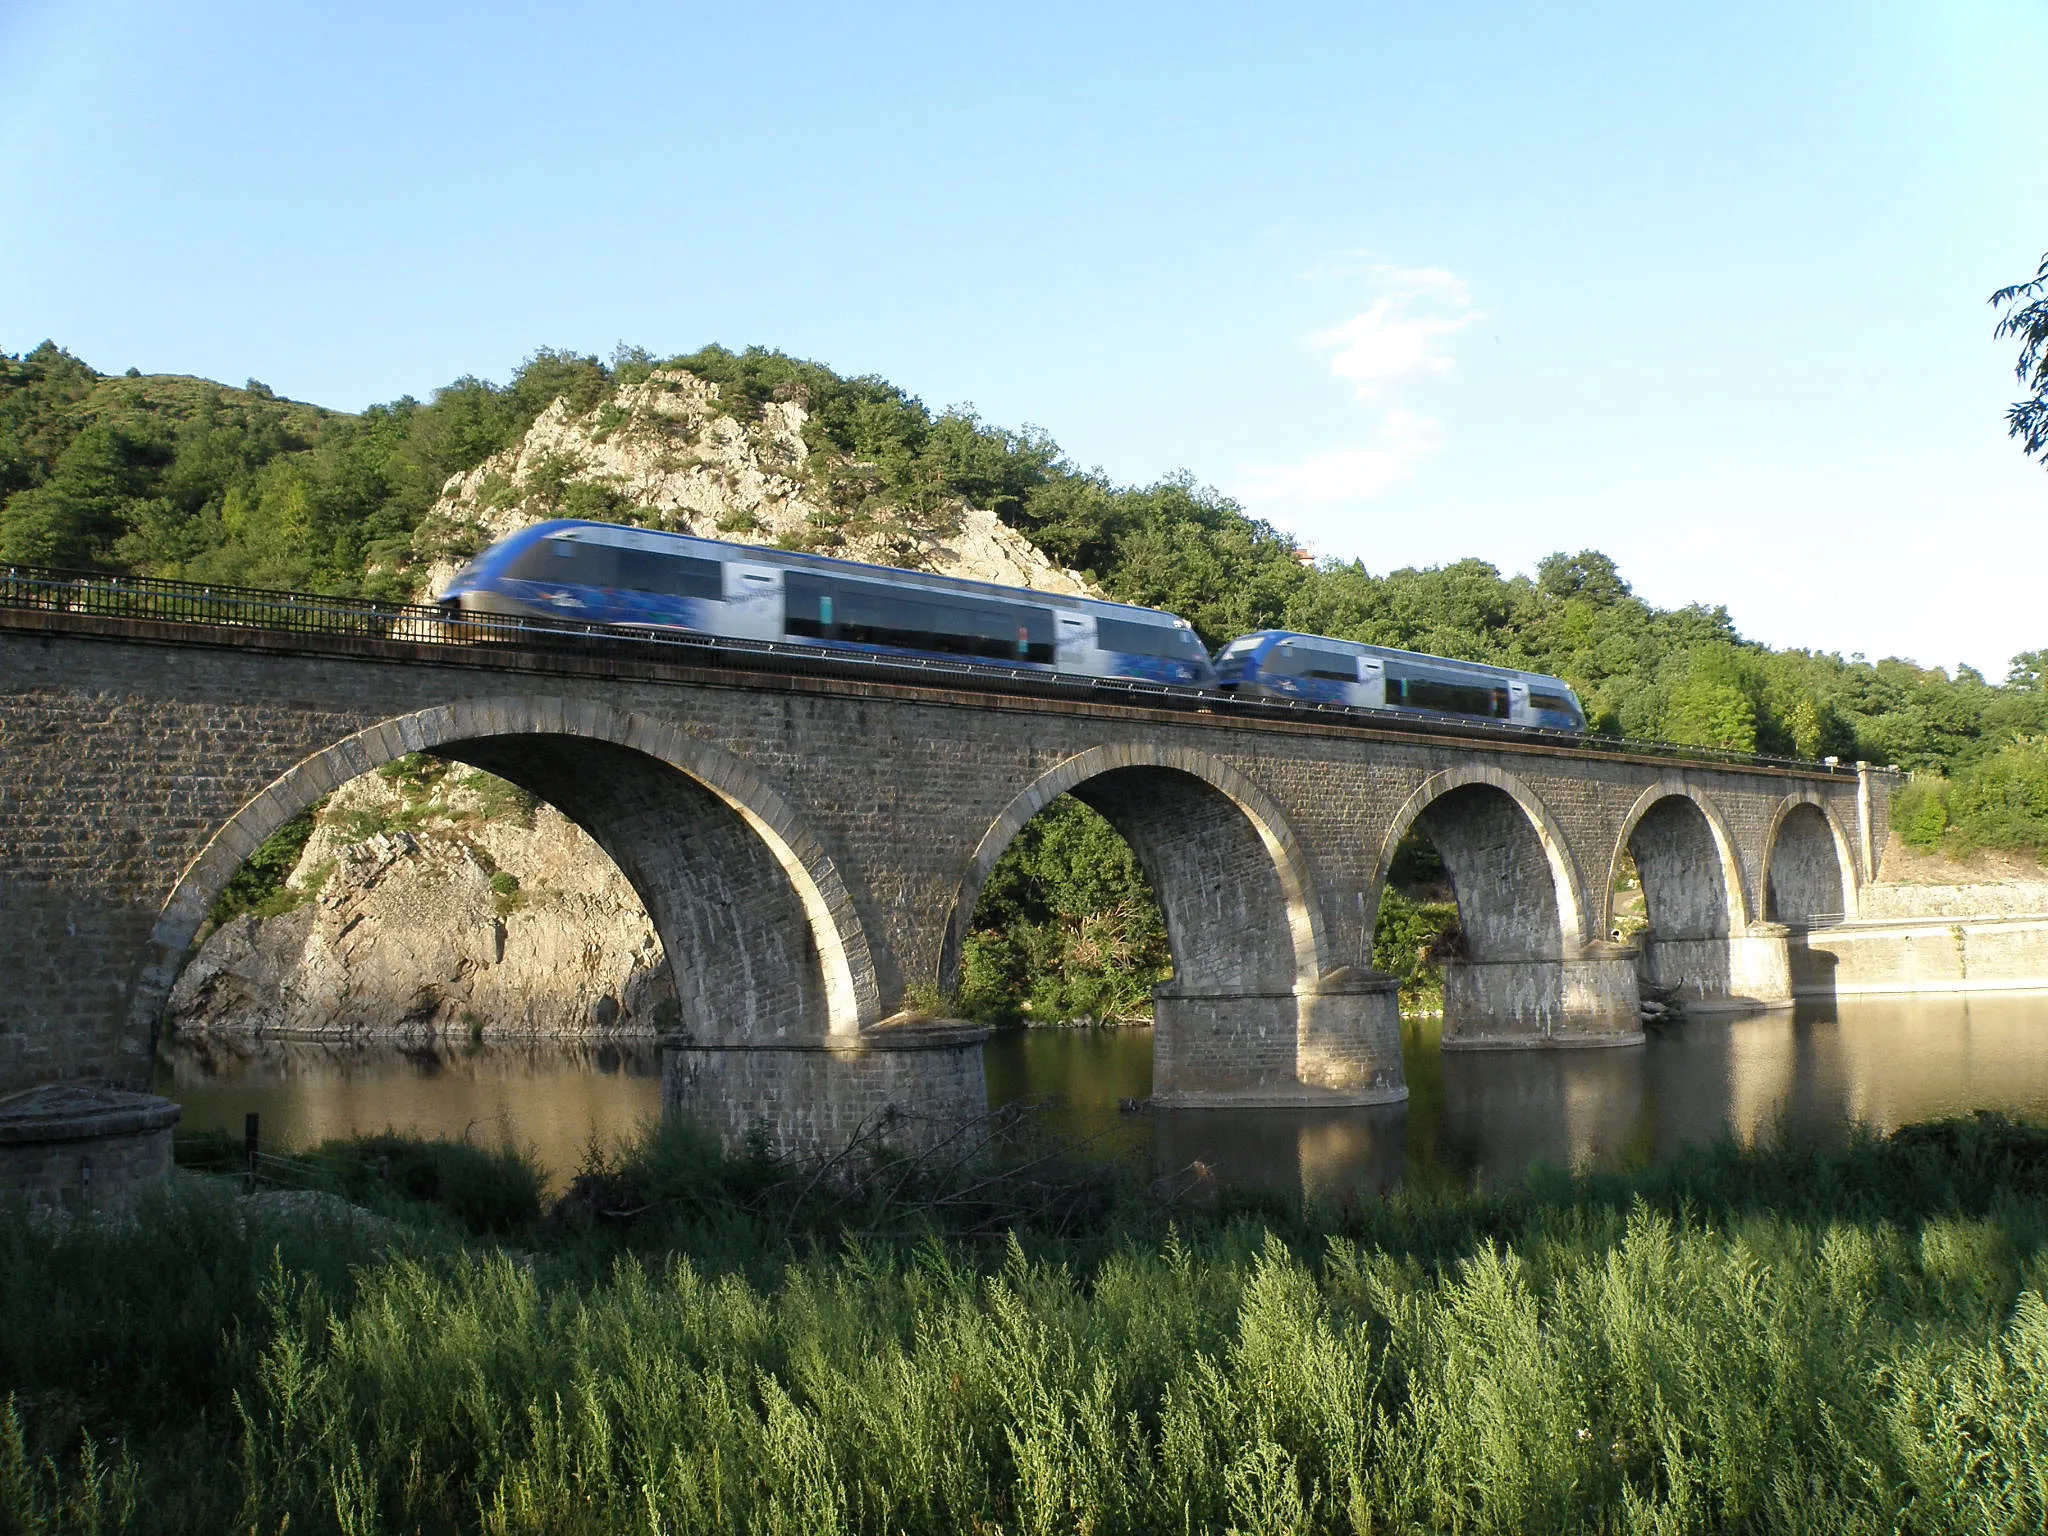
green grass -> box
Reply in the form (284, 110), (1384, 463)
(9, 1116), (2048, 1532)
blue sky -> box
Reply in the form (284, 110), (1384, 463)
(4, 0), (2043, 674)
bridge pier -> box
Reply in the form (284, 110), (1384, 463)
(1638, 922), (1794, 1012)
(1442, 941), (1644, 1049)
(1150, 970), (1406, 1107)
(661, 1021), (991, 1158)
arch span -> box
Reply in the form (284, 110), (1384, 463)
(1371, 765), (1591, 957)
(1606, 777), (1751, 938)
(1606, 779), (1794, 1009)
(939, 743), (1329, 998)
(1763, 793), (1859, 927)
(138, 696), (880, 1043)
(1371, 766), (1638, 1046)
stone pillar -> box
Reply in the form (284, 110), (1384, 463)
(0, 1084), (182, 1211)
(1856, 762), (1876, 887)
(662, 1021), (990, 1159)
(1443, 941), (1643, 1049)
(1151, 970), (1407, 1107)
(1637, 923), (1794, 1012)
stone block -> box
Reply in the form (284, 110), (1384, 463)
(662, 1022), (989, 1159)
(0, 1082), (180, 1211)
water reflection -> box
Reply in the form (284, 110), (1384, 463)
(158, 992), (2048, 1203)
(156, 1034), (664, 1189)
(986, 992), (2048, 1196)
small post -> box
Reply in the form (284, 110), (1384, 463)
(243, 1111), (259, 1194)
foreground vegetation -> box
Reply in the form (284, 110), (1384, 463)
(7, 1116), (2048, 1533)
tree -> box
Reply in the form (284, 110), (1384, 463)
(1992, 251), (2048, 466)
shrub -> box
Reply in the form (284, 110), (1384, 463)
(1893, 775), (1952, 848)
(1948, 741), (2048, 854)
(204, 806), (319, 927)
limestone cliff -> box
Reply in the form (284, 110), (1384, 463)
(169, 763), (674, 1039)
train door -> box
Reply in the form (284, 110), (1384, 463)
(1357, 656), (1387, 709)
(1055, 613), (1092, 673)
(723, 562), (783, 641)
(1507, 679), (1531, 726)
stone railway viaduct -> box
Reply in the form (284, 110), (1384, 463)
(0, 605), (1885, 1169)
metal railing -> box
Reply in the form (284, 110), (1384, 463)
(1, 563), (1864, 776)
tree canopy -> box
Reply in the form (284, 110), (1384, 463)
(1993, 251), (2048, 466)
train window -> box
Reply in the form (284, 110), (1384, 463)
(1384, 674), (1511, 718)
(1529, 690), (1576, 716)
(1266, 643), (1358, 681)
(1096, 617), (1205, 657)
(613, 548), (724, 601)
(783, 574), (1055, 663)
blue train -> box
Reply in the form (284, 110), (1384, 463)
(440, 521), (1590, 734)
(1214, 630), (1588, 731)
(437, 520), (1219, 687)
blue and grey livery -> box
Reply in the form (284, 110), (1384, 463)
(1214, 630), (1588, 731)
(438, 520), (1219, 687)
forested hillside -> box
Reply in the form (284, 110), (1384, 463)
(7, 337), (2045, 966)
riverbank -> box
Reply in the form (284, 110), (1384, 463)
(7, 1116), (2048, 1533)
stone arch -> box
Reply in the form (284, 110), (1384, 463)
(1763, 792), (1858, 927)
(138, 696), (879, 1044)
(1605, 777), (1752, 938)
(1370, 765), (1591, 957)
(938, 743), (1328, 998)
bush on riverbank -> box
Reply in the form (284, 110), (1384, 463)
(1893, 739), (2048, 859)
(10, 1116), (2048, 1533)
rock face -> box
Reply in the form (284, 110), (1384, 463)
(169, 766), (674, 1039)
(411, 368), (1098, 602)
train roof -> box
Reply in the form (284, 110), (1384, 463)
(1228, 629), (1581, 694)
(499, 520), (1194, 627)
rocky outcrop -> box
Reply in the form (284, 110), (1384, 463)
(169, 767), (674, 1039)
(410, 368), (1098, 601)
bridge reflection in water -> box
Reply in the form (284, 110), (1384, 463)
(159, 993), (2048, 1202)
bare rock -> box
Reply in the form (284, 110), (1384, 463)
(169, 771), (674, 1040)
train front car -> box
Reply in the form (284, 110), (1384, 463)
(435, 520), (730, 632)
(1517, 673), (1588, 732)
(439, 519), (1220, 688)
(1072, 607), (1217, 688)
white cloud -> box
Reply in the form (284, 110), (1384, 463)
(1238, 408), (1444, 506)
(1309, 264), (1480, 399)
(1232, 262), (1480, 529)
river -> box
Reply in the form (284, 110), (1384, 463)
(156, 992), (2048, 1199)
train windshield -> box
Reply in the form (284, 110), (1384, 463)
(783, 573), (1055, 663)
(507, 537), (724, 600)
